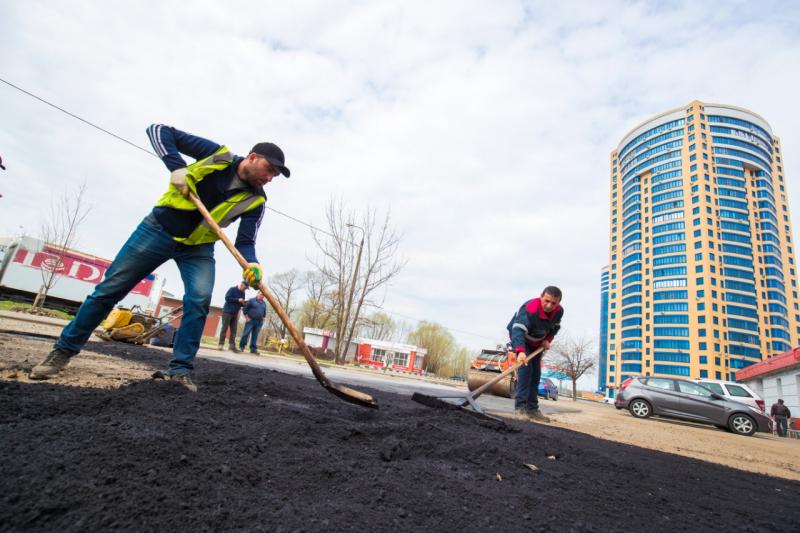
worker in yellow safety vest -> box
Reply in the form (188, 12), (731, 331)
(30, 124), (290, 392)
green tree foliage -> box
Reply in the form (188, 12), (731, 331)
(296, 270), (337, 332)
(407, 321), (469, 378)
(360, 311), (395, 340)
(296, 298), (336, 332)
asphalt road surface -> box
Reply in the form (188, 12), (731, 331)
(200, 348), (577, 416)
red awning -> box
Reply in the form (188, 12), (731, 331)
(735, 347), (800, 381)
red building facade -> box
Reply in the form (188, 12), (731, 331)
(154, 294), (224, 338)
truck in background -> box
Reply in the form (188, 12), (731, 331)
(0, 236), (160, 314)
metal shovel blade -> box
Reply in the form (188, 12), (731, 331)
(329, 383), (378, 409)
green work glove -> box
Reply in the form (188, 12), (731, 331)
(242, 263), (263, 289)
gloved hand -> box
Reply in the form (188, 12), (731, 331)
(242, 263), (263, 289)
(170, 167), (190, 197)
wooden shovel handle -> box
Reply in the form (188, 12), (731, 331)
(468, 346), (545, 400)
(188, 193), (331, 386)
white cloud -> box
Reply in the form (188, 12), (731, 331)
(2, 0), (800, 381)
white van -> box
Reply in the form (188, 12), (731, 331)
(694, 379), (765, 413)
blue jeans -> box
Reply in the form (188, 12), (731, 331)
(514, 349), (543, 410)
(239, 319), (263, 352)
(55, 214), (215, 376)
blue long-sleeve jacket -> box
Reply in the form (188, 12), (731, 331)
(146, 124), (264, 263)
(242, 297), (267, 320)
(222, 285), (247, 314)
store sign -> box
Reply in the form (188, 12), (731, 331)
(13, 245), (154, 296)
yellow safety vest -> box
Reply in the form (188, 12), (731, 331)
(154, 146), (266, 245)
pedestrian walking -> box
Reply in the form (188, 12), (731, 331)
(240, 293), (267, 354)
(29, 124), (290, 392)
(771, 399), (792, 437)
(507, 286), (564, 422)
(218, 281), (247, 352)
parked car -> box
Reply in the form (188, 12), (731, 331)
(614, 376), (772, 436)
(538, 377), (558, 401)
(694, 378), (765, 413)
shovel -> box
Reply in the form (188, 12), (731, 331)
(412, 346), (544, 420)
(188, 192), (378, 409)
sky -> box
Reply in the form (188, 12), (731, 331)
(2, 0), (800, 377)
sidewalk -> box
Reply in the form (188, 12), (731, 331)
(199, 343), (466, 388)
(0, 309), (72, 329)
(0, 309), (465, 389)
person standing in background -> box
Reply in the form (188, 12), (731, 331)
(219, 281), (247, 352)
(771, 399), (792, 437)
(239, 292), (267, 354)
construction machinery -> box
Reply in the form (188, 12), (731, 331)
(266, 336), (290, 354)
(466, 347), (517, 398)
(412, 347), (544, 421)
(96, 305), (183, 346)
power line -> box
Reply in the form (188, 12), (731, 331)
(380, 308), (499, 342)
(1, 76), (500, 347)
(0, 77), (156, 158)
(0, 76), (347, 242)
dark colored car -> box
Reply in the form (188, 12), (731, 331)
(614, 376), (772, 436)
(538, 377), (558, 401)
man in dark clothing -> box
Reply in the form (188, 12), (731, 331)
(218, 281), (247, 352)
(770, 399), (792, 437)
(240, 293), (267, 354)
(507, 286), (564, 423)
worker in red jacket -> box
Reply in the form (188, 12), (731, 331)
(507, 286), (564, 422)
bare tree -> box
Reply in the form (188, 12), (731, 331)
(360, 311), (395, 341)
(265, 269), (303, 339)
(311, 199), (406, 364)
(34, 183), (92, 308)
(392, 318), (415, 344)
(297, 270), (337, 331)
(549, 334), (595, 401)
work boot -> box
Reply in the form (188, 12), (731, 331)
(526, 409), (551, 423)
(217, 343), (225, 351)
(230, 345), (241, 353)
(169, 374), (198, 393)
(29, 349), (72, 380)
(249, 349), (259, 355)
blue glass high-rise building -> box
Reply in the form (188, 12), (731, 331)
(598, 266), (609, 393)
(605, 101), (799, 390)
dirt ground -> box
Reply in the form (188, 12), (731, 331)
(1, 320), (799, 532)
(544, 400), (800, 481)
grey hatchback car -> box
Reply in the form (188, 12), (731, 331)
(614, 376), (772, 436)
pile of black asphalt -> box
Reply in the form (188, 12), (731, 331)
(1, 339), (798, 532)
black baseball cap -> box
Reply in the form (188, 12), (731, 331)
(251, 142), (290, 177)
